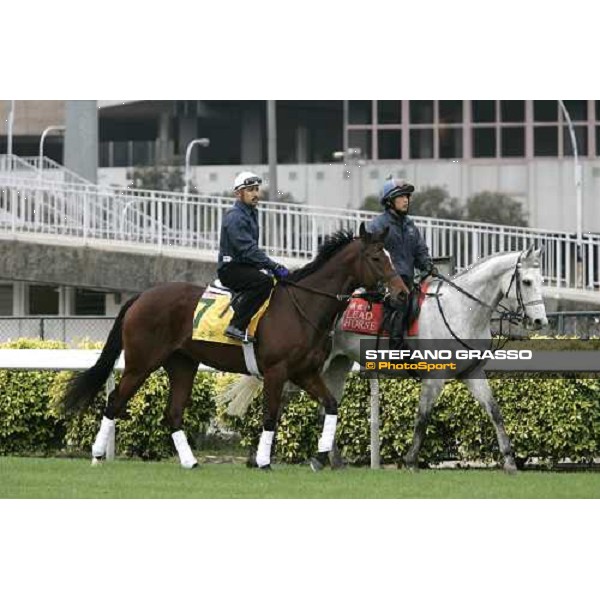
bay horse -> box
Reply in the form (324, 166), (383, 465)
(222, 247), (548, 473)
(62, 224), (407, 469)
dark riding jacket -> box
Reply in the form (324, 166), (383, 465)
(367, 210), (433, 281)
(218, 200), (279, 272)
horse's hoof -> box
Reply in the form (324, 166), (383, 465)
(91, 456), (103, 467)
(403, 459), (418, 472)
(309, 458), (324, 472)
(503, 462), (518, 475)
(246, 457), (258, 469)
(258, 464), (272, 471)
(182, 460), (198, 469)
(331, 461), (347, 471)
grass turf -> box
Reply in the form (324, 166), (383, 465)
(1, 456), (599, 498)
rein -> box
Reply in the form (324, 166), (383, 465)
(431, 253), (543, 350)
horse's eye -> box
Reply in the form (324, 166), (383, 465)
(372, 256), (381, 262)
(523, 280), (532, 287)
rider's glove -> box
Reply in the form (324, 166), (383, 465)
(273, 265), (290, 280)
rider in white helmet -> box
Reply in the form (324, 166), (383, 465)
(217, 172), (289, 342)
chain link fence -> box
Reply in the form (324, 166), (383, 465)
(0, 317), (115, 346)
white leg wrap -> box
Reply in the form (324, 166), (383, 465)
(256, 430), (275, 467)
(92, 416), (115, 458)
(172, 430), (198, 469)
(318, 414), (338, 453)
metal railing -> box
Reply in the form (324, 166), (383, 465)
(1, 154), (600, 290)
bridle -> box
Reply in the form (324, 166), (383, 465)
(281, 239), (396, 331)
(433, 252), (544, 350)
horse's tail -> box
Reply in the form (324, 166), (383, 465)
(215, 375), (264, 417)
(62, 294), (140, 414)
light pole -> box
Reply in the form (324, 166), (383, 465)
(333, 147), (362, 208)
(7, 100), (15, 159)
(558, 100), (583, 287)
(558, 100), (584, 286)
(184, 137), (210, 197)
(39, 125), (65, 178)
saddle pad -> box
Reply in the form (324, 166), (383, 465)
(191, 288), (272, 346)
(340, 281), (431, 337)
(341, 298), (386, 335)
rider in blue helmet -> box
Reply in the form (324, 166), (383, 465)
(367, 177), (437, 345)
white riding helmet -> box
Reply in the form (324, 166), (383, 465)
(234, 171), (262, 191)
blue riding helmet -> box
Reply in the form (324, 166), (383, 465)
(379, 179), (415, 206)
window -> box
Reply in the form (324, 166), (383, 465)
(0, 284), (13, 315)
(596, 101), (600, 121)
(410, 101), (434, 124)
(75, 289), (106, 316)
(597, 127), (600, 157)
(377, 101), (401, 124)
(378, 130), (402, 159)
(439, 100), (463, 124)
(29, 285), (59, 315)
(410, 129), (433, 158)
(348, 130), (372, 159)
(473, 128), (496, 157)
(501, 100), (525, 122)
(563, 126), (588, 157)
(534, 126), (558, 156)
(439, 127), (462, 158)
(501, 127), (525, 157)
(534, 101), (557, 122)
(472, 101), (495, 123)
(349, 101), (372, 125)
(563, 100), (587, 122)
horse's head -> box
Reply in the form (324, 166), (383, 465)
(357, 223), (409, 301)
(505, 245), (548, 330)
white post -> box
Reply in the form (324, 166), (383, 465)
(369, 376), (380, 469)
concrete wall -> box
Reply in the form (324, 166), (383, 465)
(0, 238), (216, 293)
(100, 158), (600, 232)
(0, 101), (65, 136)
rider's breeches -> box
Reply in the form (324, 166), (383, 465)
(218, 263), (274, 329)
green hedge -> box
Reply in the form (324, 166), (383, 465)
(218, 375), (600, 466)
(1, 339), (600, 465)
(0, 339), (216, 459)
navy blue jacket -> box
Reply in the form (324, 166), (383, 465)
(218, 201), (279, 271)
(367, 210), (433, 279)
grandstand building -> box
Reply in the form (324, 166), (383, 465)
(1, 100), (599, 328)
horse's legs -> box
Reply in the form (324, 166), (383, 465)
(403, 378), (445, 470)
(255, 369), (286, 469)
(295, 372), (339, 471)
(91, 367), (148, 462)
(164, 352), (200, 469)
(463, 374), (517, 473)
(321, 354), (353, 468)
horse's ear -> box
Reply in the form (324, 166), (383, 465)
(359, 222), (371, 242)
(523, 244), (534, 259)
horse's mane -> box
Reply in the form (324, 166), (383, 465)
(287, 229), (355, 282)
(452, 251), (519, 280)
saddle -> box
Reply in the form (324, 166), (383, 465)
(191, 280), (271, 346)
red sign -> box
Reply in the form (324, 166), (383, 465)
(341, 298), (386, 335)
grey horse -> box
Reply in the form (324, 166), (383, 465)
(219, 246), (547, 473)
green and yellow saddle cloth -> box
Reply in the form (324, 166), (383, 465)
(191, 282), (272, 345)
